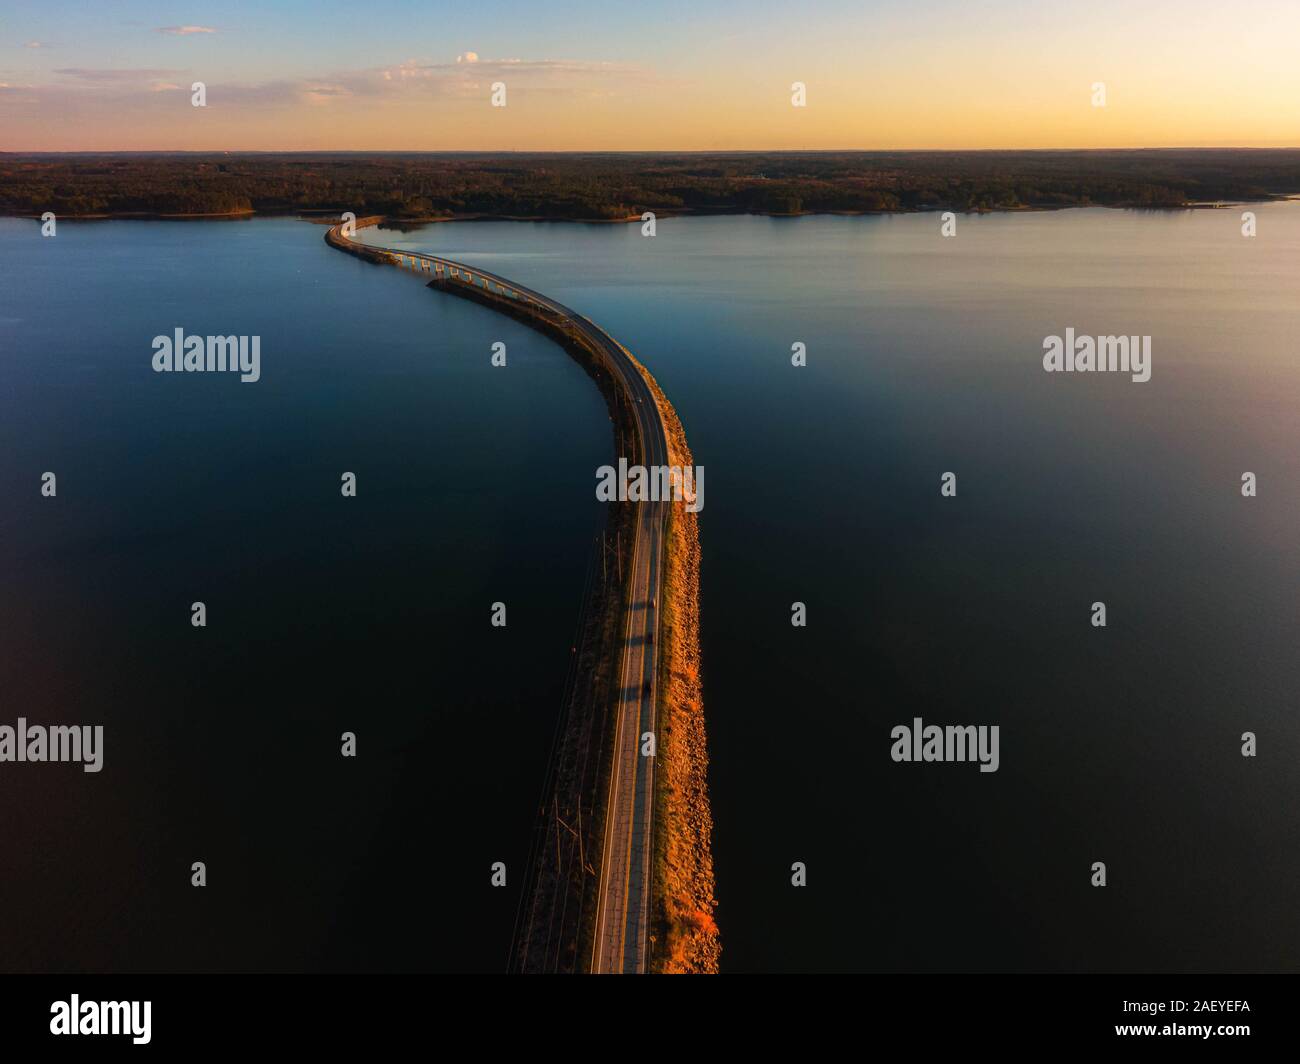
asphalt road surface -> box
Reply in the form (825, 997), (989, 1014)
(327, 222), (670, 974)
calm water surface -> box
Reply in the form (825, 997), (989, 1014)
(2, 207), (1297, 971)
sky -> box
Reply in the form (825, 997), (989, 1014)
(2, 0), (1299, 151)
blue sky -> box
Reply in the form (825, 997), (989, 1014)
(3, 1), (1298, 150)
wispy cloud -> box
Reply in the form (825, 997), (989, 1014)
(25, 41), (51, 49)
(5, 53), (656, 122)
(363, 56), (653, 98)
(156, 26), (217, 36)
(55, 68), (184, 82)
(302, 83), (352, 105)
(0, 82), (38, 103)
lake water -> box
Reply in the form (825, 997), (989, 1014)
(1, 206), (1296, 972)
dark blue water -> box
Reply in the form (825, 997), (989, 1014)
(370, 209), (1300, 971)
(0, 216), (610, 971)
(3, 208), (1297, 972)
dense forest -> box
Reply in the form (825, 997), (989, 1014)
(2, 150), (1299, 220)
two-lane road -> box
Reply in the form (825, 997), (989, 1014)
(588, 328), (667, 975)
(325, 222), (669, 973)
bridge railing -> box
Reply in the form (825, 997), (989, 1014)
(327, 221), (607, 356)
(384, 249), (537, 305)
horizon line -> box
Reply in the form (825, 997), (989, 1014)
(6, 145), (1300, 156)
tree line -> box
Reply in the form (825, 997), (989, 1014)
(2, 150), (1297, 219)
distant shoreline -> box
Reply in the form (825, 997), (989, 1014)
(5, 197), (1294, 224)
(6, 150), (1299, 223)
(7, 208), (258, 221)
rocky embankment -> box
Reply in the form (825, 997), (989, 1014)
(617, 347), (719, 974)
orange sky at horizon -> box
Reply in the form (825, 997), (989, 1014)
(2, 1), (1299, 151)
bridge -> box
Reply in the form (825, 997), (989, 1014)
(325, 219), (667, 974)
